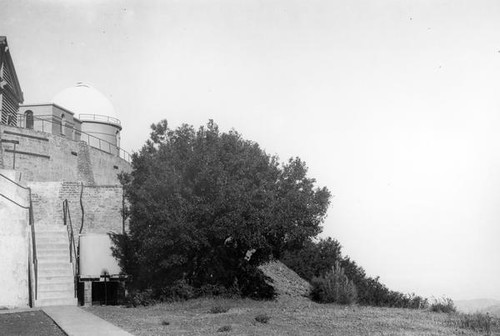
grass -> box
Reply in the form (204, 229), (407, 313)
(85, 296), (500, 336)
(448, 312), (499, 335)
(0, 310), (66, 336)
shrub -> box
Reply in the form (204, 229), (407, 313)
(210, 305), (230, 314)
(283, 239), (428, 309)
(430, 297), (456, 313)
(217, 325), (232, 332)
(125, 289), (157, 307)
(196, 284), (234, 297)
(237, 266), (276, 300)
(163, 279), (196, 301)
(310, 261), (357, 304)
(255, 313), (271, 324)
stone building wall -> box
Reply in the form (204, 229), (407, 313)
(0, 124), (130, 185)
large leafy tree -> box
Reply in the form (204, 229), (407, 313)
(116, 120), (331, 296)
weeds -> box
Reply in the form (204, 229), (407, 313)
(217, 325), (232, 332)
(429, 297), (456, 313)
(310, 261), (357, 304)
(448, 312), (498, 335)
(210, 305), (230, 314)
(255, 313), (271, 324)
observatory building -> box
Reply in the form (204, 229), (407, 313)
(0, 36), (130, 308)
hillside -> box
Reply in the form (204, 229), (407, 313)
(87, 297), (500, 336)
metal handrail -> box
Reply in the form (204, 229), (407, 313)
(78, 113), (121, 125)
(0, 193), (29, 208)
(0, 172), (29, 190)
(29, 191), (38, 303)
(15, 113), (131, 163)
(63, 199), (78, 298)
(0, 173), (37, 303)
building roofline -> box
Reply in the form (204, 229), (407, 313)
(0, 36), (24, 103)
(20, 102), (78, 117)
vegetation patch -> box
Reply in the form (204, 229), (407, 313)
(310, 261), (357, 304)
(430, 297), (457, 314)
(255, 313), (271, 324)
(111, 120), (330, 302)
(210, 305), (230, 314)
(217, 325), (232, 332)
(282, 237), (428, 309)
(448, 312), (499, 335)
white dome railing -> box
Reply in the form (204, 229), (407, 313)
(78, 114), (121, 125)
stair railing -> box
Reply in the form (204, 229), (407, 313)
(0, 173), (37, 306)
(62, 199), (78, 299)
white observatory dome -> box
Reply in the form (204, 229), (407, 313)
(53, 82), (119, 122)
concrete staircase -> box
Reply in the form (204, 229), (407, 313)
(35, 225), (77, 306)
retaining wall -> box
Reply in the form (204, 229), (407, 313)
(0, 169), (30, 308)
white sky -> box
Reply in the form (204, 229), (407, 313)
(2, 0), (500, 301)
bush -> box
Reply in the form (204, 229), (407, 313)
(430, 297), (457, 313)
(125, 289), (157, 307)
(210, 305), (230, 314)
(310, 261), (357, 304)
(163, 279), (196, 301)
(255, 313), (271, 324)
(283, 239), (428, 309)
(217, 325), (232, 332)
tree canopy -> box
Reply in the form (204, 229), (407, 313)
(114, 120), (331, 297)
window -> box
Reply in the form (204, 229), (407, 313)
(25, 110), (34, 129)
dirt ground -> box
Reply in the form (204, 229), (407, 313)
(0, 310), (66, 336)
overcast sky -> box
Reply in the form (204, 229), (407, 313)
(2, 0), (500, 301)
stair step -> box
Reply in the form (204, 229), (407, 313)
(38, 274), (74, 283)
(39, 261), (73, 270)
(38, 255), (70, 262)
(36, 236), (70, 244)
(36, 225), (67, 232)
(36, 229), (68, 235)
(37, 243), (69, 250)
(38, 267), (73, 277)
(38, 288), (75, 297)
(36, 297), (77, 307)
(38, 281), (75, 292)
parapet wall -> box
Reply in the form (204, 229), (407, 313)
(0, 124), (130, 185)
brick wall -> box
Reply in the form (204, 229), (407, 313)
(29, 181), (125, 235)
(0, 124), (131, 185)
(58, 182), (124, 234)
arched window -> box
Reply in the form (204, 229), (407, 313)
(25, 110), (34, 129)
(60, 114), (65, 135)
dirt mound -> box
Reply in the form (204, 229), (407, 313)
(259, 260), (311, 299)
